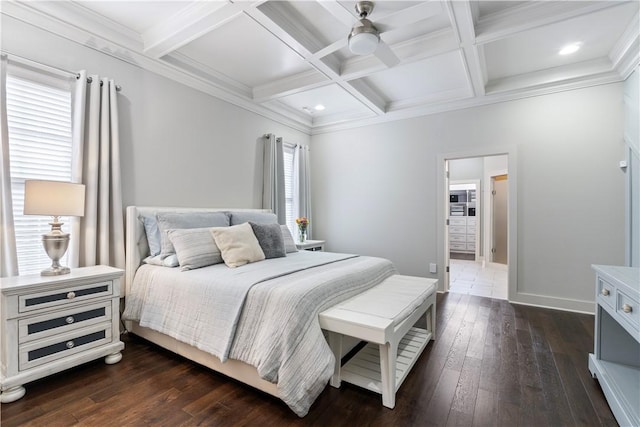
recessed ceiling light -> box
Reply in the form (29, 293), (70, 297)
(314, 104), (325, 111)
(559, 43), (581, 55)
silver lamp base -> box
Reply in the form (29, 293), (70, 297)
(41, 218), (71, 276)
(41, 265), (71, 276)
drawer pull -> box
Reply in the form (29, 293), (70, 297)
(66, 316), (75, 324)
(601, 288), (610, 296)
(66, 340), (75, 349)
(66, 291), (76, 300)
(622, 304), (633, 313)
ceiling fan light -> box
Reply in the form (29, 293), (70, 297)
(349, 31), (379, 55)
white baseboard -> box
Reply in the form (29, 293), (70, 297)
(510, 291), (595, 314)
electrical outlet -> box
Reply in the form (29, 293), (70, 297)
(429, 263), (437, 274)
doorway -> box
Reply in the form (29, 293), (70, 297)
(444, 155), (510, 300)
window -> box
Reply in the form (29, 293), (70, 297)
(283, 143), (296, 236)
(6, 71), (73, 275)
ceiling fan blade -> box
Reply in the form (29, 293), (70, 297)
(374, 40), (400, 67)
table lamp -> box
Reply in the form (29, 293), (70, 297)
(23, 180), (86, 276)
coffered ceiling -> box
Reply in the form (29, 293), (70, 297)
(4, 1), (638, 134)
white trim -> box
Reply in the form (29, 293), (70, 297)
(510, 299), (594, 315)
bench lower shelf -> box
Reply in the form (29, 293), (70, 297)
(341, 327), (431, 395)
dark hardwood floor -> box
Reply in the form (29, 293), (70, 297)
(1, 293), (617, 426)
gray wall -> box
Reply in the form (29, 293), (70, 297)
(311, 84), (626, 312)
(1, 15), (310, 210)
(624, 66), (639, 267)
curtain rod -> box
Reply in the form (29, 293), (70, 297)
(2, 51), (122, 92)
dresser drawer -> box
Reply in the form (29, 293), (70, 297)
(18, 301), (112, 344)
(467, 234), (476, 243)
(18, 281), (113, 314)
(449, 218), (466, 226)
(597, 277), (616, 310)
(450, 234), (466, 243)
(19, 322), (113, 371)
(616, 289), (639, 332)
(467, 217), (477, 226)
(449, 226), (466, 234)
(467, 226), (476, 235)
(450, 242), (466, 251)
(466, 242), (476, 251)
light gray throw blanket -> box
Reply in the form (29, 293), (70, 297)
(123, 251), (396, 416)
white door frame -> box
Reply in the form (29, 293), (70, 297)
(437, 146), (518, 300)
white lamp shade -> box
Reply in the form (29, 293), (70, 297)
(348, 31), (379, 55)
(24, 180), (86, 217)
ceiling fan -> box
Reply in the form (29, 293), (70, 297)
(347, 1), (400, 67)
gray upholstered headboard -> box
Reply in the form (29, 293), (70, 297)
(124, 206), (271, 297)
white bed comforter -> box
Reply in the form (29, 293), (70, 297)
(123, 251), (396, 416)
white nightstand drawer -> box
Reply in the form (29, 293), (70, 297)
(19, 281), (113, 314)
(450, 242), (466, 251)
(19, 301), (112, 344)
(19, 322), (113, 371)
(449, 218), (466, 226)
(597, 277), (616, 310)
(449, 234), (466, 243)
(449, 226), (466, 234)
(616, 290), (639, 332)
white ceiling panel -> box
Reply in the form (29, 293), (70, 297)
(13, 0), (639, 133)
(359, 51), (469, 102)
(484, 2), (639, 81)
(276, 84), (373, 117)
(176, 13), (314, 88)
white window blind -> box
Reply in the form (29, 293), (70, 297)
(283, 143), (296, 236)
(6, 74), (73, 275)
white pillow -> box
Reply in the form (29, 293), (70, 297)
(210, 223), (265, 268)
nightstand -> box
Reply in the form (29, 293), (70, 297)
(296, 240), (326, 251)
(0, 265), (124, 403)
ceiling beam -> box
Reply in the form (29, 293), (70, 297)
(475, 1), (620, 45)
(142, 1), (249, 58)
(446, 1), (486, 96)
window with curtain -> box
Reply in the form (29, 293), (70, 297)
(283, 143), (296, 235)
(6, 72), (73, 275)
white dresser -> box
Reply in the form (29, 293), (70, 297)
(0, 266), (124, 403)
(449, 216), (477, 254)
(589, 265), (639, 427)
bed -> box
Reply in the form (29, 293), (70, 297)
(122, 206), (397, 416)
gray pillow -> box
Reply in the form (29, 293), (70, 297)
(168, 228), (223, 271)
(229, 211), (278, 225)
(157, 212), (230, 257)
(249, 222), (286, 259)
(281, 225), (298, 253)
(140, 213), (161, 256)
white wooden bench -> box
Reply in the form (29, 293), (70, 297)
(319, 275), (437, 409)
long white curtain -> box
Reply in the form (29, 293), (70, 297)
(262, 134), (286, 224)
(68, 72), (125, 269)
(0, 55), (18, 277)
(293, 144), (312, 238)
